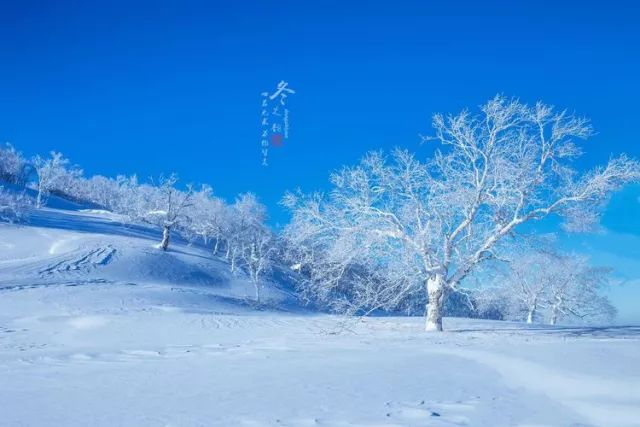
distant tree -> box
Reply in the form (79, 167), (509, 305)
(0, 186), (32, 223)
(544, 255), (616, 325)
(49, 164), (84, 200)
(82, 175), (124, 211)
(2, 144), (282, 287)
(482, 251), (616, 325)
(146, 174), (194, 251)
(243, 225), (275, 303)
(184, 185), (228, 254)
(209, 202), (230, 256)
(224, 194), (260, 273)
(0, 143), (27, 185)
(216, 193), (275, 301)
(283, 96), (640, 331)
(497, 252), (556, 324)
(32, 152), (78, 208)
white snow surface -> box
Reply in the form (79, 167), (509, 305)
(1, 205), (639, 427)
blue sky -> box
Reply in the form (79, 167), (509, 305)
(1, 0), (639, 320)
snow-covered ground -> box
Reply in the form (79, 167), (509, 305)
(1, 205), (639, 427)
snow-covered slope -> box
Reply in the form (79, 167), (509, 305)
(0, 203), (297, 307)
(1, 203), (639, 427)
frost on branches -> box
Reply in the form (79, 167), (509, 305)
(0, 186), (32, 223)
(32, 152), (82, 208)
(283, 95), (640, 331)
(0, 143), (29, 186)
(1, 143), (276, 301)
(144, 174), (194, 251)
(477, 251), (617, 325)
(232, 194), (275, 303)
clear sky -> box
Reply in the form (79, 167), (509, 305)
(1, 0), (639, 321)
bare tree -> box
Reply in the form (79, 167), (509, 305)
(497, 252), (554, 324)
(243, 226), (275, 303)
(483, 251), (616, 325)
(32, 152), (76, 208)
(0, 186), (33, 223)
(0, 143), (28, 185)
(147, 174), (194, 251)
(184, 185), (228, 254)
(284, 96), (640, 331)
(543, 255), (616, 325)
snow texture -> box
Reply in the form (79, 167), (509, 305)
(1, 203), (638, 426)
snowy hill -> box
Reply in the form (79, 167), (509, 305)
(0, 200), (297, 308)
(1, 201), (639, 426)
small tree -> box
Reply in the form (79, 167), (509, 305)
(494, 251), (557, 324)
(0, 186), (33, 223)
(243, 226), (275, 303)
(146, 174), (194, 251)
(0, 143), (27, 185)
(284, 96), (640, 331)
(484, 251), (616, 325)
(544, 255), (616, 325)
(218, 193), (275, 301)
(184, 185), (228, 253)
(32, 151), (76, 208)
(224, 193), (262, 273)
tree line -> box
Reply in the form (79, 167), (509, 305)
(2, 95), (639, 330)
(0, 145), (274, 303)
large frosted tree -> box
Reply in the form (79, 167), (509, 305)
(283, 96), (640, 331)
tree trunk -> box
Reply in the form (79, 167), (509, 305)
(254, 281), (261, 304)
(526, 304), (536, 324)
(213, 236), (220, 255)
(425, 275), (446, 332)
(36, 188), (43, 208)
(550, 308), (558, 326)
(160, 225), (171, 251)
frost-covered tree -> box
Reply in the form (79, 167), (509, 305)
(492, 252), (556, 324)
(32, 151), (77, 208)
(79, 175), (139, 217)
(242, 225), (275, 303)
(284, 96), (640, 331)
(50, 165), (84, 200)
(543, 255), (616, 325)
(214, 193), (276, 301)
(146, 174), (194, 251)
(1, 144), (281, 279)
(183, 185), (228, 253)
(0, 186), (33, 223)
(281, 203), (421, 315)
(209, 202), (230, 256)
(225, 193), (264, 272)
(480, 251), (616, 325)
(0, 143), (28, 185)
